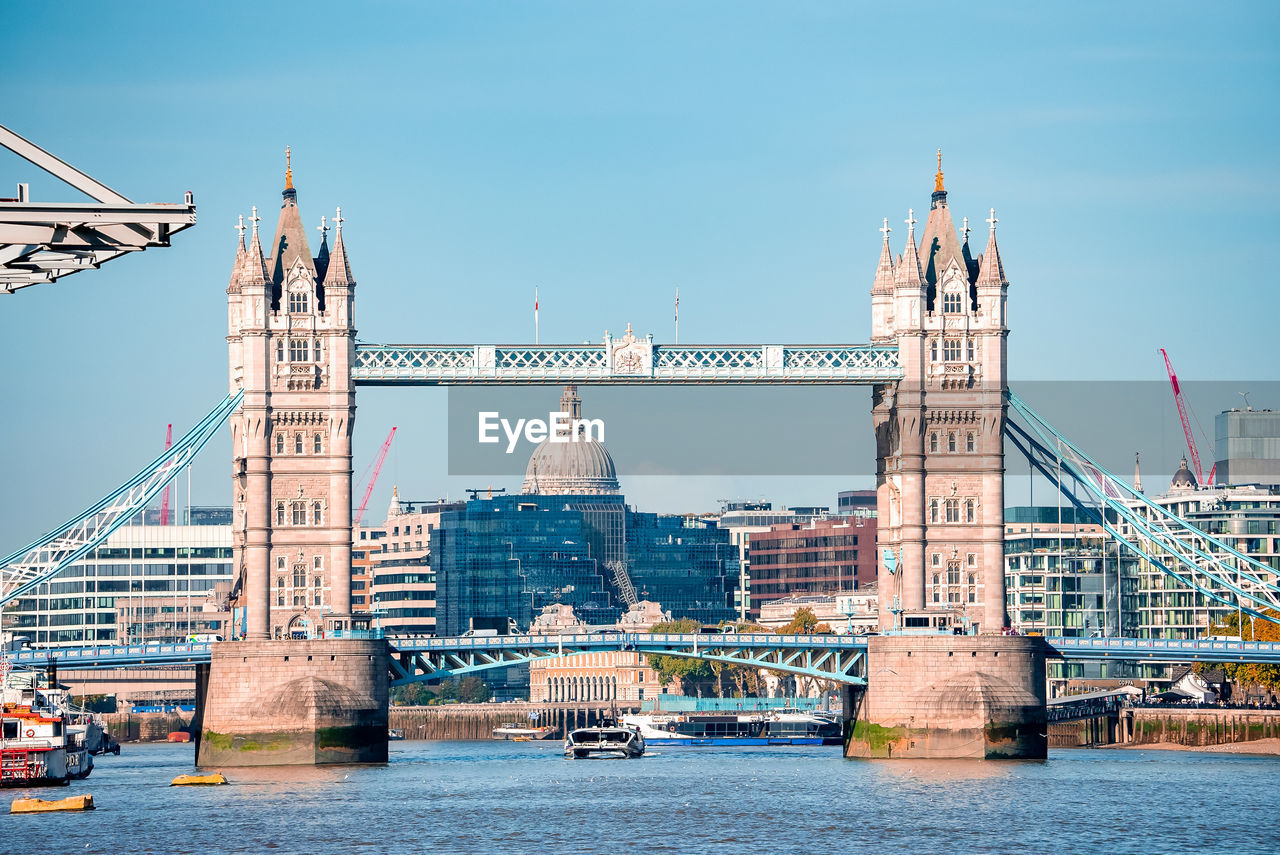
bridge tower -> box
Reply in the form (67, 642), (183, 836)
(871, 155), (1009, 635)
(853, 160), (1049, 759)
(199, 158), (386, 767)
(226, 156), (357, 640)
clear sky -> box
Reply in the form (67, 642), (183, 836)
(2, 1), (1277, 551)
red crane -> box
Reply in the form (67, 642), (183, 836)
(1159, 349), (1215, 486)
(353, 427), (397, 526)
(159, 423), (173, 525)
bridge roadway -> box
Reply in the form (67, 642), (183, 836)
(10, 634), (1280, 684)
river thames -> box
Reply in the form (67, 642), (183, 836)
(3, 742), (1278, 854)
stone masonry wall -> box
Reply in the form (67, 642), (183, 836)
(847, 635), (1049, 759)
(197, 639), (387, 766)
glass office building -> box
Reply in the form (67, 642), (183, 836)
(435, 495), (736, 636)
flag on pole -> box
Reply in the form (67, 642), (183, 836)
(534, 286), (540, 344)
(674, 286), (679, 344)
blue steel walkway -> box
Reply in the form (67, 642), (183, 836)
(10, 634), (1280, 680)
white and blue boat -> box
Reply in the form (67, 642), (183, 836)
(622, 709), (842, 746)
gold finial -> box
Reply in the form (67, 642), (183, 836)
(934, 148), (945, 193)
(285, 146), (294, 190)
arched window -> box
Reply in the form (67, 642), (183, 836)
(929, 433), (938, 453)
(288, 290), (309, 314)
(291, 502), (306, 525)
(967, 574), (977, 603)
(947, 433), (957, 453)
(275, 433), (285, 454)
(313, 339), (323, 362)
(966, 432), (975, 453)
(276, 577), (285, 607)
(931, 574), (940, 602)
(313, 433), (323, 454)
(276, 502), (285, 526)
(929, 341), (938, 362)
(965, 499), (976, 523)
(312, 501), (323, 526)
(967, 339), (976, 361)
(943, 291), (962, 313)
(947, 561), (961, 586)
(945, 498), (960, 522)
(294, 433), (304, 454)
(929, 499), (939, 523)
(943, 339), (961, 361)
(275, 340), (285, 362)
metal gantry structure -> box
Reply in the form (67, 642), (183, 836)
(1006, 390), (1280, 623)
(0, 391), (244, 608)
(388, 632), (870, 686)
(352, 343), (903, 385)
(0, 123), (197, 293)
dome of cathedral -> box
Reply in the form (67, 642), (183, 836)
(521, 386), (620, 496)
(1170, 456), (1198, 491)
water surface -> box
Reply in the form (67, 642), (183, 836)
(2, 741), (1276, 854)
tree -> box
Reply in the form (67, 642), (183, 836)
(777, 607), (831, 635)
(647, 619), (715, 695)
(1200, 610), (1280, 693)
(390, 682), (434, 706)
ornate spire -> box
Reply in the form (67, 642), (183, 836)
(894, 208), (925, 291)
(285, 146), (294, 191)
(934, 148), (945, 193)
(228, 214), (248, 291)
(872, 217), (895, 293)
(976, 207), (1007, 288)
(1134, 452), (1144, 494)
(241, 205), (271, 286)
(559, 385), (583, 424)
(322, 205), (354, 288)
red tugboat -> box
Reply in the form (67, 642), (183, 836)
(2, 666), (96, 787)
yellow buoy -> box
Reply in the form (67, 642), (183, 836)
(171, 772), (229, 786)
(11, 794), (95, 813)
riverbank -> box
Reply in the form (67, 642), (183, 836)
(1117, 737), (1280, 755)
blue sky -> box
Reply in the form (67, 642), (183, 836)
(2, 1), (1277, 550)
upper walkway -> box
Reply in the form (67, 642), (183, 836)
(352, 343), (902, 385)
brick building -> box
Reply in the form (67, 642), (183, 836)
(745, 517), (876, 617)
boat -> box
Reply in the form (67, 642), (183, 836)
(563, 724), (645, 759)
(2, 675), (96, 787)
(621, 708), (842, 746)
(388, 728), (405, 741)
(492, 724), (558, 740)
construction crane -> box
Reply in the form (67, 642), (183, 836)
(159, 424), (173, 525)
(1159, 348), (1216, 486)
(353, 427), (397, 527)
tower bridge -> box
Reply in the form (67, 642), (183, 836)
(7, 150), (1280, 765)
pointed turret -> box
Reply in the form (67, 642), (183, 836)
(975, 208), (1008, 288)
(321, 206), (355, 289)
(267, 147), (317, 284)
(917, 150), (970, 296)
(894, 208), (926, 291)
(1134, 452), (1144, 494)
(241, 206), (272, 287)
(871, 218), (895, 294)
(228, 214), (248, 293)
(315, 215), (331, 283)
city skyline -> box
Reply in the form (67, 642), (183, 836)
(3, 1), (1278, 553)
